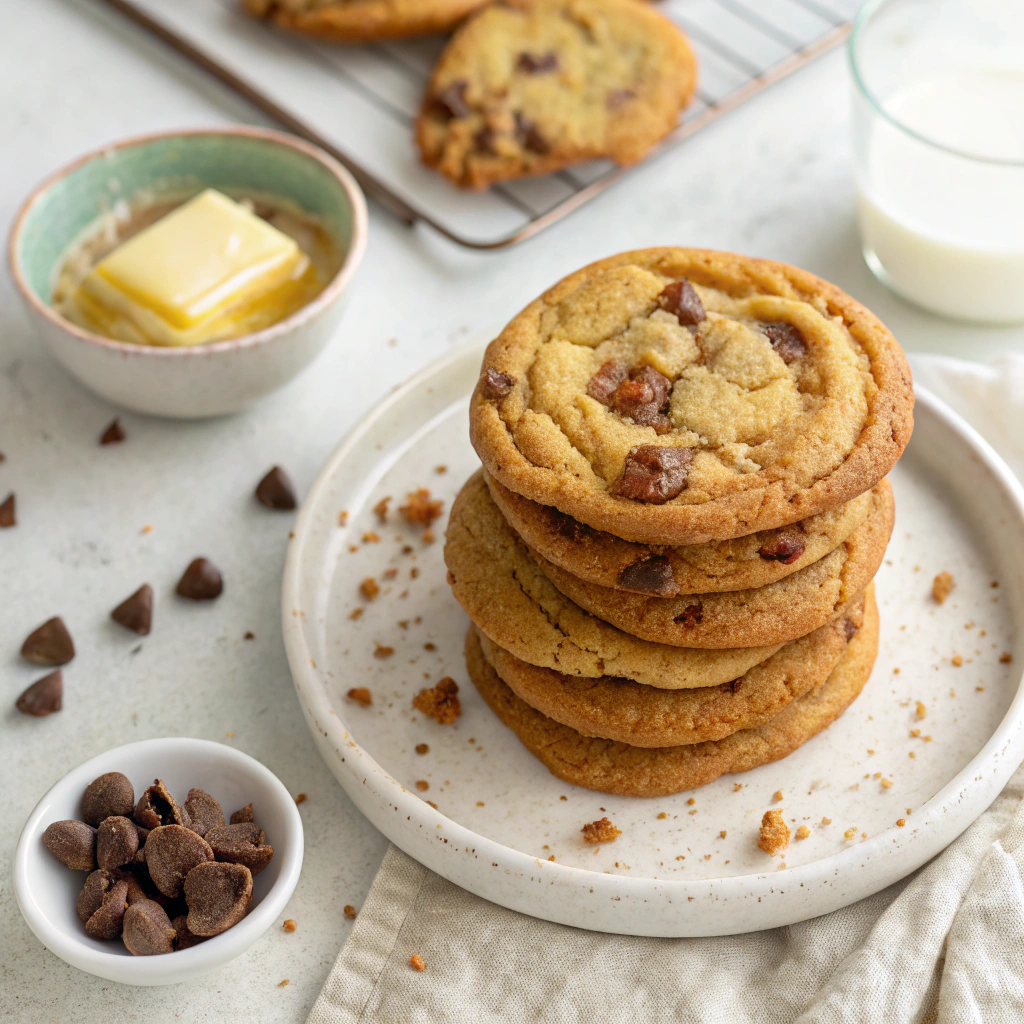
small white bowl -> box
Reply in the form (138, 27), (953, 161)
(8, 126), (367, 419)
(13, 737), (303, 986)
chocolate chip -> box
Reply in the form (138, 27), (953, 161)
(844, 618), (858, 641)
(176, 558), (223, 600)
(607, 88), (636, 110)
(229, 803), (254, 825)
(16, 670), (63, 716)
(85, 879), (129, 940)
(480, 368), (515, 399)
(473, 126), (497, 154)
(0, 492), (14, 528)
(78, 869), (119, 922)
(255, 466), (297, 511)
(184, 861), (253, 937)
(728, 679), (744, 694)
(97, 816), (140, 871)
(586, 360), (628, 405)
(610, 365), (672, 433)
(206, 823), (275, 875)
(171, 914), (208, 950)
(122, 869), (149, 905)
(122, 899), (176, 955)
(656, 281), (706, 326)
(514, 112), (549, 154)
(43, 820), (97, 871)
(100, 418), (125, 445)
(758, 534), (805, 564)
(82, 772), (135, 826)
(613, 446), (693, 504)
(616, 555), (678, 597)
(111, 584), (153, 636)
(552, 509), (591, 543)
(516, 51), (558, 73)
(673, 603), (704, 628)
(183, 788), (225, 838)
(134, 779), (191, 830)
(431, 80), (470, 119)
(763, 322), (806, 363)
(21, 616), (75, 665)
(145, 824), (215, 898)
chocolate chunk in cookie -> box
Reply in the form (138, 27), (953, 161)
(758, 534), (806, 565)
(656, 281), (705, 325)
(763, 322), (807, 363)
(616, 555), (677, 597)
(610, 365), (671, 433)
(673, 603), (704, 628)
(614, 446), (693, 504)
(431, 80), (471, 120)
(513, 112), (549, 154)
(586, 360), (628, 405)
(517, 51), (558, 73)
(481, 368), (515, 399)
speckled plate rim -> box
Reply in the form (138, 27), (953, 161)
(282, 341), (1024, 937)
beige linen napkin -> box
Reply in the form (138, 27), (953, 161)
(308, 353), (1024, 1024)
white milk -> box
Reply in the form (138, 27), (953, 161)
(857, 69), (1024, 323)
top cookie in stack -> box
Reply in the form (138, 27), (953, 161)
(446, 247), (913, 796)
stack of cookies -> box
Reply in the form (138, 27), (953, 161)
(445, 247), (914, 798)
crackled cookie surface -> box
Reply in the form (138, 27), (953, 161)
(416, 0), (696, 188)
(475, 592), (863, 747)
(465, 590), (879, 797)
(243, 0), (487, 40)
(470, 248), (913, 545)
(485, 469), (876, 596)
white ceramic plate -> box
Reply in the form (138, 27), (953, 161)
(283, 343), (1024, 937)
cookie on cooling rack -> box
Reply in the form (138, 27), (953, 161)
(415, 0), (697, 188)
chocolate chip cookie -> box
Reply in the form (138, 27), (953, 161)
(474, 591), (865, 747)
(485, 469), (876, 596)
(465, 587), (879, 797)
(470, 248), (913, 545)
(446, 472), (784, 688)
(416, 0), (697, 188)
(242, 0), (487, 41)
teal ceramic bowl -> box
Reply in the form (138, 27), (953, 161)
(9, 127), (367, 418)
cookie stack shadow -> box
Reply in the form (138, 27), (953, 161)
(444, 466), (892, 798)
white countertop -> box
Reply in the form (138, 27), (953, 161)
(2, 1), (1022, 1020)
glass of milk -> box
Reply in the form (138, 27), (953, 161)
(850, 0), (1024, 323)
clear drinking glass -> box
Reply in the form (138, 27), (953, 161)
(849, 0), (1024, 323)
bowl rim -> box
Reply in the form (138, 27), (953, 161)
(12, 736), (304, 983)
(7, 125), (368, 358)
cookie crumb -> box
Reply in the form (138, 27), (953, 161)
(278, 979), (289, 988)
(410, 954), (426, 972)
(732, 783), (743, 792)
(383, 568), (399, 580)
(412, 678), (461, 724)
(426, 800), (438, 809)
(881, 778), (893, 789)
(424, 641), (436, 651)
(772, 790), (783, 802)
(373, 644), (394, 659)
(1000, 652), (1013, 664)
(338, 511), (348, 526)
(283, 919), (296, 932)
(373, 497), (390, 522)
(795, 825), (810, 840)
(581, 817), (621, 844)
(347, 688), (372, 707)
(719, 830), (727, 839)
(415, 780), (429, 792)
(844, 828), (856, 840)
(951, 655), (963, 667)
(295, 793), (307, 805)
(910, 728), (920, 737)
(686, 797), (695, 806)
(758, 810), (789, 855)
(656, 812), (667, 820)
(415, 743), (429, 755)
(820, 817), (832, 825)
(344, 905), (357, 920)
(435, 465), (447, 474)
(363, 531), (380, 544)
(932, 571), (954, 604)
(897, 818), (906, 827)
(400, 489), (444, 528)
(360, 578), (380, 601)
(915, 701), (927, 719)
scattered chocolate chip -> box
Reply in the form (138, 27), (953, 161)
(229, 804), (254, 825)
(613, 445), (693, 503)
(134, 780), (191, 830)
(176, 558), (223, 601)
(100, 418), (125, 445)
(616, 555), (678, 597)
(609, 365), (672, 433)
(0, 492), (14, 527)
(844, 618), (858, 641)
(516, 51), (559, 73)
(111, 584), (153, 636)
(255, 466), (297, 511)
(673, 603), (704, 628)
(607, 87), (636, 109)
(122, 899), (176, 955)
(431, 80), (470, 119)
(481, 368), (515, 399)
(42, 820), (97, 871)
(145, 825), (215, 897)
(16, 670), (63, 716)
(763, 322), (806, 363)
(656, 281), (706, 326)
(586, 360), (628, 405)
(78, 869), (119, 922)
(82, 773), (135, 826)
(206, 823), (275, 875)
(184, 861), (253, 937)
(183, 788), (225, 838)
(21, 616), (75, 665)
(514, 112), (549, 154)
(97, 816), (141, 871)
(758, 534), (806, 564)
(171, 914), (208, 950)
(85, 879), (129, 940)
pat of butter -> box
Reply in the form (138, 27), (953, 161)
(75, 189), (311, 347)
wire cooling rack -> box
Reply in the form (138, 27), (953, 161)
(94, 0), (862, 249)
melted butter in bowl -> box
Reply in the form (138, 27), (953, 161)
(53, 188), (344, 348)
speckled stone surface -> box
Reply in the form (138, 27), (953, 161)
(1, 0), (1022, 1019)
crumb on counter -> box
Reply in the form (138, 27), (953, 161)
(373, 644), (394, 659)
(347, 688), (372, 707)
(338, 511), (348, 526)
(719, 830), (727, 839)
(820, 817), (832, 825)
(410, 954), (426, 971)
(915, 701), (927, 720)
(951, 655), (963, 667)
(897, 818), (906, 827)
(363, 531), (380, 543)
(415, 743), (429, 755)
(278, 979), (289, 988)
(581, 817), (621, 844)
(373, 497), (390, 522)
(844, 827), (856, 840)
(772, 790), (783, 802)
(413, 678), (461, 724)
(400, 489), (444, 528)
(360, 578), (380, 601)
(1001, 652), (1014, 664)
(758, 810), (790, 855)
(657, 812), (667, 819)
(415, 780), (429, 792)
(344, 905), (357, 920)
(881, 778), (893, 789)
(283, 919), (296, 932)
(795, 826), (810, 840)
(932, 571), (954, 604)
(295, 793), (307, 805)
(733, 783), (743, 792)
